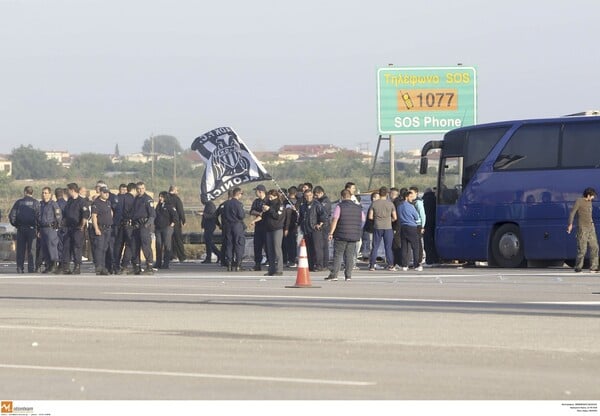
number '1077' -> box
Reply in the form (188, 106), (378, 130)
(397, 89), (458, 111)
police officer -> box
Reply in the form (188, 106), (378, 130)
(154, 191), (179, 269)
(250, 184), (267, 271)
(168, 185), (186, 262)
(79, 185), (93, 262)
(118, 183), (137, 274)
(112, 184), (128, 273)
(298, 188), (328, 272)
(91, 186), (114, 275)
(97, 181), (120, 274)
(59, 183), (89, 275)
(38, 187), (62, 274)
(215, 189), (233, 267)
(132, 181), (155, 275)
(201, 198), (221, 264)
(223, 187), (245, 272)
(9, 186), (40, 273)
(54, 187), (68, 264)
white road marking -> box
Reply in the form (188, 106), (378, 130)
(0, 324), (145, 333)
(105, 292), (494, 303)
(0, 363), (375, 386)
(102, 292), (600, 306)
(1, 324), (593, 354)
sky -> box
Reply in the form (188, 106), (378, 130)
(1, 0), (599, 156)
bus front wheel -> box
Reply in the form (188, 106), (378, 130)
(491, 224), (525, 268)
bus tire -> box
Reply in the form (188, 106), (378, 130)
(491, 224), (525, 268)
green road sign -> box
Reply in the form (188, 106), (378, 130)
(377, 66), (477, 134)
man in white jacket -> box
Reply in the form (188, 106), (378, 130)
(409, 186), (426, 265)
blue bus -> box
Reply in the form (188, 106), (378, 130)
(420, 112), (600, 268)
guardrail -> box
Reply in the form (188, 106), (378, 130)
(183, 232), (255, 245)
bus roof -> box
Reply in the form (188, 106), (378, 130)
(448, 111), (600, 133)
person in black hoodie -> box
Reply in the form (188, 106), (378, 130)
(154, 191), (179, 269)
(314, 185), (332, 269)
(298, 188), (328, 271)
(282, 189), (299, 267)
(201, 199), (221, 264)
(262, 189), (285, 276)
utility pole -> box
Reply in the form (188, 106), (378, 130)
(389, 135), (395, 188)
(150, 134), (155, 192)
(173, 149), (177, 184)
(368, 135), (394, 191)
(387, 63), (395, 189)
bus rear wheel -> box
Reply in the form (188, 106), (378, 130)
(491, 224), (525, 268)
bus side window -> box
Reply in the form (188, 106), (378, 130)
(562, 121), (600, 168)
(493, 124), (559, 170)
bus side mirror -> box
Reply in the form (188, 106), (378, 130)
(420, 157), (428, 174)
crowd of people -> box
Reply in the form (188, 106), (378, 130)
(202, 181), (439, 280)
(7, 179), (438, 278)
(7, 181), (187, 275)
(13, 177), (599, 278)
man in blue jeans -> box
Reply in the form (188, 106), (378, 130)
(368, 187), (397, 271)
(397, 189), (423, 271)
(325, 189), (365, 281)
(9, 186), (41, 273)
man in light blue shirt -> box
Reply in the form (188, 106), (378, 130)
(397, 189), (422, 271)
(409, 186), (426, 265)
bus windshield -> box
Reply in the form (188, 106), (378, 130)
(439, 156), (463, 205)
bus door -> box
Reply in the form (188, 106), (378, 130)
(436, 155), (488, 261)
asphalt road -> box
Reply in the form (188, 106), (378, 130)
(1, 261), (599, 400)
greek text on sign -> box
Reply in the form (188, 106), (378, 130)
(377, 66), (477, 134)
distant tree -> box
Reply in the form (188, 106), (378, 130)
(0, 171), (13, 190)
(136, 155), (195, 183)
(268, 157), (370, 184)
(114, 143), (120, 157)
(142, 135), (182, 155)
(10, 145), (64, 179)
(112, 159), (144, 174)
(69, 153), (113, 179)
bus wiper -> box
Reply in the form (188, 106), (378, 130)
(494, 154), (525, 169)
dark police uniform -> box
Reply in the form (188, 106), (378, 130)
(91, 196), (113, 275)
(250, 196), (267, 270)
(60, 196), (90, 274)
(9, 195), (41, 273)
(38, 199), (63, 273)
(201, 200), (221, 264)
(154, 200), (178, 269)
(298, 198), (328, 271)
(104, 191), (119, 273)
(169, 192), (186, 262)
(112, 192), (125, 269)
(215, 199), (229, 267)
(116, 192), (135, 273)
(132, 192), (155, 274)
(56, 198), (67, 263)
(223, 197), (245, 271)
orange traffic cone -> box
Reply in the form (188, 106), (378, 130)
(286, 238), (320, 288)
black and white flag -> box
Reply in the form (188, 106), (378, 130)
(191, 127), (271, 202)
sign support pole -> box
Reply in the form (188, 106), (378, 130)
(389, 134), (395, 188)
(368, 134), (393, 191)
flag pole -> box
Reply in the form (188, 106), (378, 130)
(268, 176), (299, 213)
